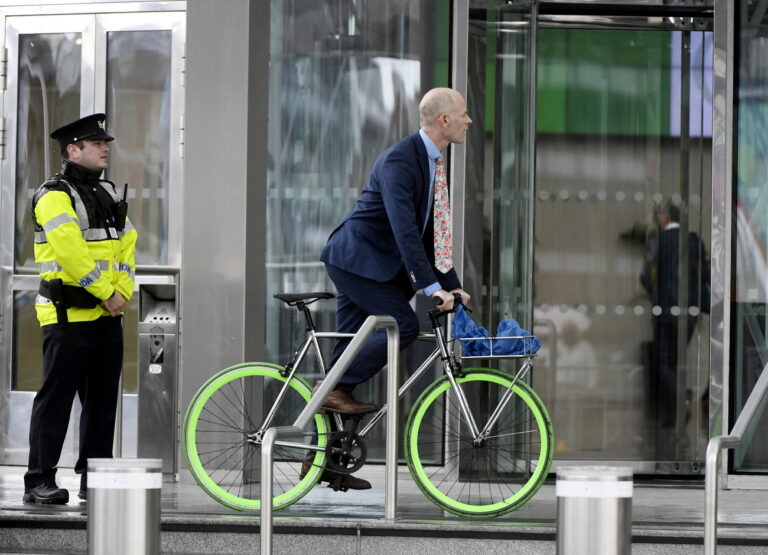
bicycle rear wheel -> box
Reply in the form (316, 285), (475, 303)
(405, 367), (553, 518)
(183, 363), (330, 511)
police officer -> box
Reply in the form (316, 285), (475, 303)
(23, 114), (137, 504)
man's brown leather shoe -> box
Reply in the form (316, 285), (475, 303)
(300, 456), (371, 490)
(313, 383), (378, 415)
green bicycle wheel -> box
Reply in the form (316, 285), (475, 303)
(405, 368), (553, 518)
(183, 363), (331, 511)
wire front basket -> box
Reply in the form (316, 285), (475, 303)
(454, 335), (539, 360)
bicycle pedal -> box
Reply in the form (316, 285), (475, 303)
(327, 476), (348, 492)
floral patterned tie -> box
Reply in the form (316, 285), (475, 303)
(433, 155), (453, 273)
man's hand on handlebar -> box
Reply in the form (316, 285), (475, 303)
(431, 289), (455, 312)
(431, 288), (470, 312)
(451, 288), (471, 308)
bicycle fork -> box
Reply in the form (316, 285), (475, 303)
(436, 322), (534, 445)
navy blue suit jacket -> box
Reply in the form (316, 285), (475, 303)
(321, 132), (461, 293)
(641, 227), (704, 324)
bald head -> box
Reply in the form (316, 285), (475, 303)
(419, 88), (472, 150)
(419, 88), (457, 127)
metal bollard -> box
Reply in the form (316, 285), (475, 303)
(87, 458), (162, 555)
(556, 466), (633, 555)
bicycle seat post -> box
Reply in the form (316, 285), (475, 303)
(296, 301), (317, 332)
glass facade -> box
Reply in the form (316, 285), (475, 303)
(12, 32), (81, 392)
(731, 0), (768, 472)
(533, 27), (711, 463)
(265, 0), (450, 459)
(14, 33), (81, 273)
(11, 29), (172, 394)
(106, 30), (172, 267)
(466, 6), (713, 465)
(106, 29), (174, 392)
(8, 0), (768, 482)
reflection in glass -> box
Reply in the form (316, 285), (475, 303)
(534, 28), (711, 463)
(732, 0), (768, 473)
(12, 292), (138, 394)
(14, 33), (81, 273)
(106, 30), (172, 266)
(12, 290), (42, 391)
(13, 33), (81, 392)
(466, 15), (712, 465)
(266, 0), (449, 460)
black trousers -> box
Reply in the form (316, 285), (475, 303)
(325, 263), (420, 392)
(653, 316), (697, 428)
(25, 316), (123, 489)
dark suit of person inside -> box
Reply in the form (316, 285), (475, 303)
(641, 201), (705, 438)
(315, 88), (473, 490)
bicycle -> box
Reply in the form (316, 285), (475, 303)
(182, 292), (553, 518)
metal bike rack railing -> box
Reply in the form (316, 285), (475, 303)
(260, 315), (400, 555)
(705, 361), (768, 555)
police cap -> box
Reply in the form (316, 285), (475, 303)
(50, 113), (114, 151)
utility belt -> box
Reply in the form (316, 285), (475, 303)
(39, 278), (101, 325)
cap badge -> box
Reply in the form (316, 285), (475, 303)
(97, 119), (105, 130)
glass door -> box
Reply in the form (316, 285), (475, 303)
(533, 23), (711, 469)
(463, 2), (537, 336)
(464, 2), (713, 473)
(0, 9), (184, 466)
(1, 14), (95, 466)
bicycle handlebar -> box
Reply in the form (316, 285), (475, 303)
(430, 292), (470, 321)
(432, 292), (463, 308)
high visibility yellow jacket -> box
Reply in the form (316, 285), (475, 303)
(32, 161), (137, 326)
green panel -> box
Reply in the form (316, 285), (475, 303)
(537, 28), (671, 136)
(434, 2), (451, 86)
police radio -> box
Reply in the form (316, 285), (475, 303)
(111, 183), (129, 232)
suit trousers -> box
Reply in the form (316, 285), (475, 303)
(653, 316), (697, 428)
(25, 316), (123, 489)
(326, 263), (420, 391)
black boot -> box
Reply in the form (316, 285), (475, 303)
(23, 483), (69, 505)
(300, 453), (371, 490)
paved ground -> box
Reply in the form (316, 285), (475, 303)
(1, 463), (767, 538)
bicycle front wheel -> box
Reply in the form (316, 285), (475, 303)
(183, 363), (331, 511)
(405, 368), (553, 518)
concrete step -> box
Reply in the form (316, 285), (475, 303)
(2, 466), (768, 554)
(1, 513), (768, 554)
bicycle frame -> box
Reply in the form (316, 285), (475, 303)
(257, 303), (534, 454)
(185, 294), (551, 521)
(254, 328), (353, 449)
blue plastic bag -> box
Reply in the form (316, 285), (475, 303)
(451, 306), (540, 356)
(493, 317), (541, 355)
(451, 305), (491, 356)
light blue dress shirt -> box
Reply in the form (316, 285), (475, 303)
(418, 129), (443, 296)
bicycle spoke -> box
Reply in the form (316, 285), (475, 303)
(405, 370), (552, 517)
(236, 378), (259, 432)
(184, 365), (330, 511)
(205, 393), (250, 433)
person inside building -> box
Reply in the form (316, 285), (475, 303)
(641, 199), (705, 436)
(23, 114), (137, 504)
(311, 87), (472, 490)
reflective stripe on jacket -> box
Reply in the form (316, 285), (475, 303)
(33, 172), (137, 326)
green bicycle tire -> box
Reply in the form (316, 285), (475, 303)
(405, 368), (553, 518)
(183, 363), (330, 511)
